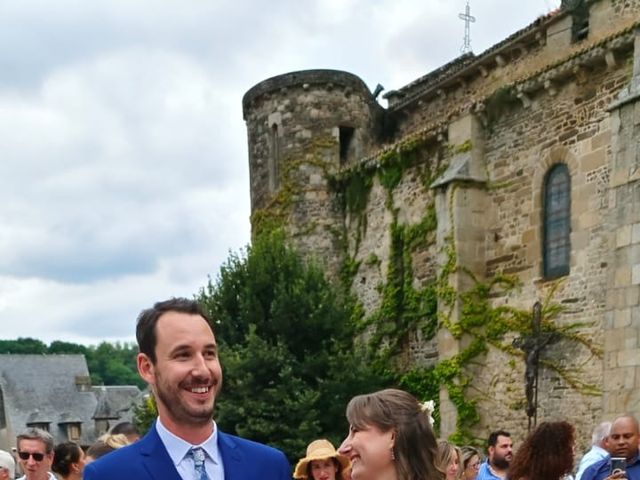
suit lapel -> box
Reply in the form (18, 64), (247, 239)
(139, 423), (184, 480)
(218, 431), (242, 480)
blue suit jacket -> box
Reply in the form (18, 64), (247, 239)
(581, 455), (640, 480)
(83, 423), (291, 480)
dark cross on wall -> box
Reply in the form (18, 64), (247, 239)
(512, 301), (558, 431)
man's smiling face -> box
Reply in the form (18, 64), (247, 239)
(139, 311), (222, 431)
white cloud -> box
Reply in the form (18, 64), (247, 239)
(0, 0), (560, 345)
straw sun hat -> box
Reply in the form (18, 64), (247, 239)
(294, 439), (350, 479)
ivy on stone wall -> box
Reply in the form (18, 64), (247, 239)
(252, 136), (339, 236)
(258, 126), (603, 444)
(363, 213), (439, 366)
(329, 136), (445, 433)
(329, 140), (603, 444)
(397, 366), (442, 428)
(434, 264), (523, 443)
(424, 184), (603, 443)
(329, 133), (441, 293)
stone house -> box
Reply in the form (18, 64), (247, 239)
(242, 0), (640, 446)
(0, 354), (142, 451)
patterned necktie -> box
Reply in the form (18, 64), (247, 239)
(189, 447), (210, 480)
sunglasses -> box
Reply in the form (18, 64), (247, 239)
(18, 452), (46, 462)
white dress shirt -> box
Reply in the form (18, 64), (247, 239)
(16, 473), (56, 480)
(156, 417), (225, 480)
(575, 445), (609, 480)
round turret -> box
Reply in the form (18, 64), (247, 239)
(242, 69), (383, 273)
(243, 69), (381, 212)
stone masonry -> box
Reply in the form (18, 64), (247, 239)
(243, 0), (640, 450)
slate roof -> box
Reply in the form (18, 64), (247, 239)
(93, 385), (142, 420)
(0, 354), (142, 449)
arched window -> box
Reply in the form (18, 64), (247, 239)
(543, 163), (571, 279)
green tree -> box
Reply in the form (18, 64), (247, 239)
(198, 231), (390, 462)
(86, 342), (145, 389)
(0, 337), (48, 354)
(48, 340), (88, 355)
(133, 394), (158, 434)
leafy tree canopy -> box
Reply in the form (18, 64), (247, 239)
(197, 230), (391, 462)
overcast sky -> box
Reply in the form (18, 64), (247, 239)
(0, 0), (561, 346)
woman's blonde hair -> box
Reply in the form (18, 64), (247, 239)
(86, 433), (131, 460)
(98, 433), (130, 449)
(436, 440), (461, 479)
(460, 446), (481, 478)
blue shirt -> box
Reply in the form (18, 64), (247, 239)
(477, 461), (504, 480)
(581, 455), (640, 480)
(156, 417), (224, 480)
(576, 446), (609, 480)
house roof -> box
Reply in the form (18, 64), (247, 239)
(0, 354), (142, 448)
(93, 385), (142, 420)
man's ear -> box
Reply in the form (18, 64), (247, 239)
(138, 352), (155, 384)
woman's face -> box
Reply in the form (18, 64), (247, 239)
(339, 424), (395, 480)
(70, 448), (86, 477)
(446, 450), (460, 480)
(310, 458), (338, 480)
(463, 454), (480, 480)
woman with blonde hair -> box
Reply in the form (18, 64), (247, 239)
(459, 446), (481, 480)
(436, 441), (461, 480)
(339, 388), (443, 480)
(294, 439), (350, 480)
(85, 433), (131, 464)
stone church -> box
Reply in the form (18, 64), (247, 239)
(242, 0), (640, 444)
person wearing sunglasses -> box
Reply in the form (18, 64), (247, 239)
(15, 428), (56, 480)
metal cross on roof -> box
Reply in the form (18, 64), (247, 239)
(458, 1), (476, 54)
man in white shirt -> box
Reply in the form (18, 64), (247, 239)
(14, 429), (56, 480)
(575, 421), (611, 480)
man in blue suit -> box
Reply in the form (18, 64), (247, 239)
(84, 298), (291, 480)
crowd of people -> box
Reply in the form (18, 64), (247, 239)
(0, 421), (140, 480)
(0, 297), (637, 480)
(293, 407), (639, 480)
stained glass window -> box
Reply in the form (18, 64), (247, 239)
(543, 163), (571, 279)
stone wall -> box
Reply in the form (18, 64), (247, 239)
(347, 154), (444, 366)
(438, 29), (633, 445)
(243, 70), (383, 274)
(603, 28), (640, 418)
(244, 0), (640, 451)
